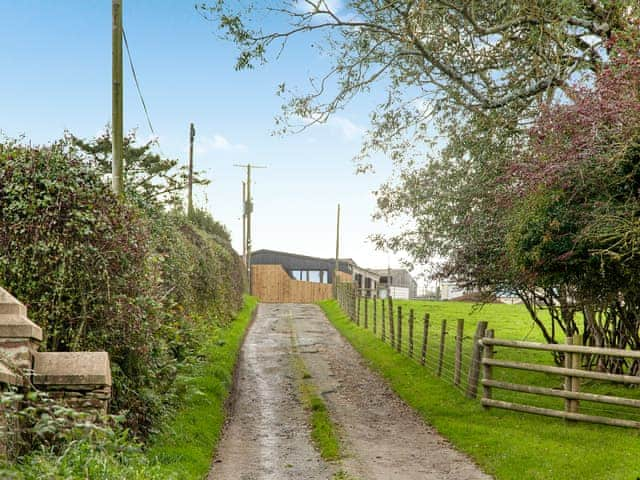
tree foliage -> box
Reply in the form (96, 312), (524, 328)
(69, 130), (209, 208)
(501, 45), (640, 367)
(204, 1), (640, 365)
(202, 0), (636, 165)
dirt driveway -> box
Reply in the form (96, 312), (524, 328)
(208, 303), (491, 480)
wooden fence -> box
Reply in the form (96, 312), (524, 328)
(480, 334), (640, 428)
(336, 283), (640, 429)
(336, 283), (488, 398)
(252, 265), (333, 303)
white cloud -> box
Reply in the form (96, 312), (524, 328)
(331, 116), (365, 141)
(298, 113), (365, 141)
(195, 134), (248, 155)
(295, 0), (343, 14)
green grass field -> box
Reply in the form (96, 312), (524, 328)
(147, 296), (258, 480)
(320, 299), (640, 480)
(354, 298), (640, 420)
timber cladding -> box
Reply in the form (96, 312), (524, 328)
(252, 264), (334, 303)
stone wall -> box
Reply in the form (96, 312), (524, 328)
(33, 352), (112, 417)
(0, 287), (112, 452)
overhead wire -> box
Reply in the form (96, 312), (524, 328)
(122, 27), (157, 140)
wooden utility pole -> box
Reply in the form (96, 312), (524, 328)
(242, 181), (247, 266)
(246, 165), (252, 288)
(235, 164), (266, 293)
(333, 203), (341, 299)
(112, 0), (124, 197)
(187, 122), (196, 215)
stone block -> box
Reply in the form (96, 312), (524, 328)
(0, 362), (21, 386)
(0, 315), (42, 342)
(0, 288), (42, 342)
(0, 288), (26, 317)
(33, 352), (111, 387)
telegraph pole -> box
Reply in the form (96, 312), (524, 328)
(242, 181), (247, 265)
(333, 203), (341, 299)
(187, 122), (196, 216)
(235, 164), (267, 293)
(112, 0), (124, 197)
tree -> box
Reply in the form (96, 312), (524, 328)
(501, 45), (640, 369)
(202, 1), (635, 144)
(69, 129), (210, 209)
(204, 1), (640, 361)
(202, 0), (637, 257)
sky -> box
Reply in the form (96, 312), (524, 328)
(0, 1), (416, 279)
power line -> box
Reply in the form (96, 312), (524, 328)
(122, 27), (156, 138)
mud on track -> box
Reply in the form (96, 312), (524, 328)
(208, 303), (491, 480)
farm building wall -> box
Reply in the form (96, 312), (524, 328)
(252, 264), (335, 303)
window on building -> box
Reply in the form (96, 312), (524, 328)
(289, 269), (330, 284)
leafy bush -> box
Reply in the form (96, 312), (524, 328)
(0, 139), (245, 437)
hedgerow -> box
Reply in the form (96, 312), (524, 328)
(0, 138), (245, 438)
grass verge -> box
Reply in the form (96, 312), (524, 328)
(319, 299), (640, 480)
(147, 295), (258, 479)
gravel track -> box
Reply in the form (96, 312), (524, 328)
(208, 303), (491, 480)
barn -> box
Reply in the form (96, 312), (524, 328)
(250, 249), (380, 303)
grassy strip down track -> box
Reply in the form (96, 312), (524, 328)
(291, 326), (342, 462)
(319, 299), (640, 480)
(148, 296), (258, 479)
(299, 367), (341, 462)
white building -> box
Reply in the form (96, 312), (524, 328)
(439, 281), (467, 300)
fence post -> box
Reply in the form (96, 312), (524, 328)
(388, 297), (395, 347)
(466, 321), (488, 399)
(454, 318), (464, 386)
(571, 334), (582, 414)
(351, 286), (356, 322)
(408, 309), (415, 359)
(421, 313), (430, 366)
(482, 329), (494, 408)
(373, 296), (377, 335)
(437, 319), (447, 376)
(396, 306), (403, 353)
(356, 289), (361, 326)
(564, 335), (582, 419)
(381, 299), (386, 342)
(364, 293), (369, 330)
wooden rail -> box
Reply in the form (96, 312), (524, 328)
(481, 335), (640, 429)
(481, 358), (640, 385)
(481, 338), (640, 359)
(481, 399), (640, 429)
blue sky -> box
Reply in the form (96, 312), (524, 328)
(0, 1), (409, 274)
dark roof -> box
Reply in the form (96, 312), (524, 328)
(251, 249), (353, 281)
(252, 249), (381, 279)
(253, 249), (334, 263)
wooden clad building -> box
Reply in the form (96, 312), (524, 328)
(250, 249), (378, 303)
